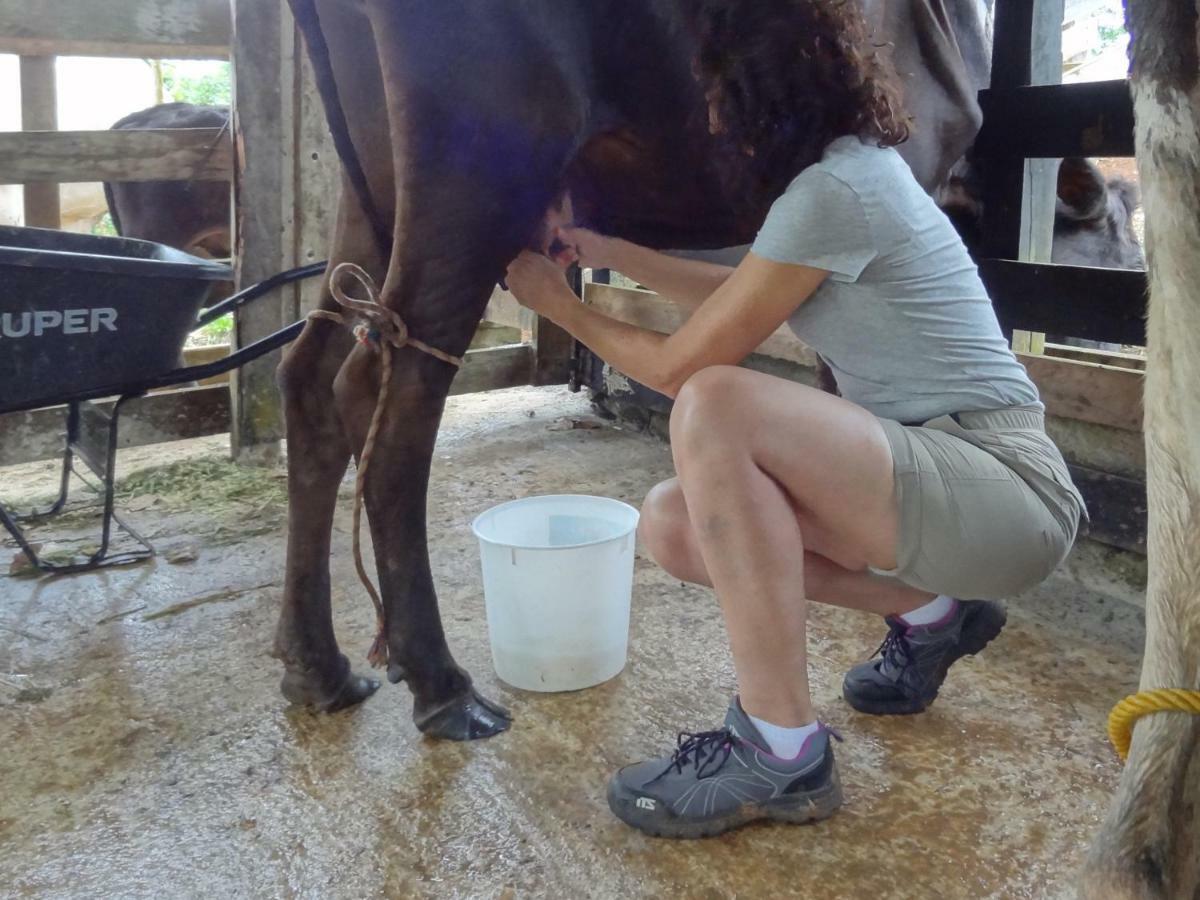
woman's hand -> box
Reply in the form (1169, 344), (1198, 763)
(504, 250), (575, 319)
(556, 226), (617, 270)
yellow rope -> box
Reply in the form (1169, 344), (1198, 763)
(1108, 689), (1200, 761)
(308, 262), (463, 668)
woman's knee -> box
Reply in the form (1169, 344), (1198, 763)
(669, 365), (753, 455)
(639, 479), (701, 580)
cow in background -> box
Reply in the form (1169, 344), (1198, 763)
(1052, 156), (1143, 270)
(103, 103), (231, 260)
(939, 154), (1143, 271)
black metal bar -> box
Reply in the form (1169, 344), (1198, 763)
(36, 408), (73, 518)
(196, 260), (327, 327)
(84, 394), (153, 568)
(71, 401), (113, 481)
(49, 439), (71, 515)
(12, 408), (71, 521)
(0, 502), (44, 567)
(980, 259), (1148, 345)
(3, 318), (308, 415)
(92, 400), (118, 563)
(990, 0), (1035, 90)
(1069, 464), (1147, 555)
(565, 266), (586, 391)
(979, 0), (1036, 261)
(976, 80), (1135, 160)
(140, 320), (306, 389)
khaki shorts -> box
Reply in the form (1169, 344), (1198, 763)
(875, 405), (1087, 599)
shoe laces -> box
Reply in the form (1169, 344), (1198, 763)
(873, 619), (913, 676)
(662, 729), (735, 779)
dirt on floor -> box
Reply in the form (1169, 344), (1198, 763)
(0, 386), (1144, 899)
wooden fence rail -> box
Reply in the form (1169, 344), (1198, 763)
(0, 0), (230, 59)
(0, 128), (233, 185)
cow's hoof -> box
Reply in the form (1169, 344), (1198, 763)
(415, 687), (512, 741)
(281, 665), (380, 713)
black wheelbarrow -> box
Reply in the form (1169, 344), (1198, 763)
(0, 225), (326, 574)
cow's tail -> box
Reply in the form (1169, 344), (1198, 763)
(102, 180), (124, 236)
(286, 0), (392, 257)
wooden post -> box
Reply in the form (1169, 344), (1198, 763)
(19, 55), (60, 229)
(230, 0), (288, 463)
(290, 43), (339, 319)
(520, 271), (576, 386)
(530, 269), (577, 386)
(1025, 0), (1064, 265)
(1013, 0), (1064, 354)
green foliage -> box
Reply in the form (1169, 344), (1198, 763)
(1098, 24), (1127, 45)
(198, 312), (233, 342)
(161, 61), (232, 107)
(91, 213), (118, 237)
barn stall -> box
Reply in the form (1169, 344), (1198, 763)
(0, 1), (1160, 897)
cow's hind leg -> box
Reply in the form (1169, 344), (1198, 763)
(332, 0), (584, 739)
(331, 174), (568, 741)
(332, 256), (523, 739)
(274, 186), (386, 712)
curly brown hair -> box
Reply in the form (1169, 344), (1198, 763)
(687, 0), (911, 203)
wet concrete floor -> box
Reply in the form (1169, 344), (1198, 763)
(1, 386), (1144, 899)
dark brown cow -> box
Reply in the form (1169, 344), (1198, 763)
(268, 0), (995, 740)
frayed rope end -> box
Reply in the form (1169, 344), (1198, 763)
(366, 628), (389, 669)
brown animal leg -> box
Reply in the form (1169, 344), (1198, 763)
(274, 184), (387, 712)
(311, 0), (583, 738)
(330, 150), (562, 736)
(331, 260), (520, 739)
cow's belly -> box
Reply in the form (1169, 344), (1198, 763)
(565, 129), (763, 251)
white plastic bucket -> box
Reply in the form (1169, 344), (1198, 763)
(472, 494), (640, 692)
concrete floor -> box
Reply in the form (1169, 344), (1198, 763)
(0, 386), (1145, 899)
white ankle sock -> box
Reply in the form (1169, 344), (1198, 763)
(899, 594), (957, 627)
(747, 714), (821, 759)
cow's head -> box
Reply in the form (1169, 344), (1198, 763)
(1052, 157), (1144, 270)
(936, 156), (1145, 271)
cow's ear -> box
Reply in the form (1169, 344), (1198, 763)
(1109, 177), (1141, 217)
(1057, 157), (1108, 222)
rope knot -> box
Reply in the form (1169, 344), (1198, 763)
(330, 263), (408, 348)
(315, 262), (457, 366)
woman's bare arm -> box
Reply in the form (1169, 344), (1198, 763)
(562, 227), (734, 311)
(604, 239), (735, 311)
(505, 249), (828, 398)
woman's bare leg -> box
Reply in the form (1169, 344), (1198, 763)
(666, 366), (923, 727)
(639, 477), (937, 617)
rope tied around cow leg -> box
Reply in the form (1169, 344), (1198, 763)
(1108, 689), (1200, 761)
(307, 262), (463, 668)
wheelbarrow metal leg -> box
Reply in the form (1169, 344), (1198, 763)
(85, 395), (154, 569)
(1, 397), (154, 574)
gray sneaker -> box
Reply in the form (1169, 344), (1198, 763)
(842, 599), (1007, 715)
(606, 699), (843, 838)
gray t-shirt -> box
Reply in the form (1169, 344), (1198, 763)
(751, 135), (1042, 423)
